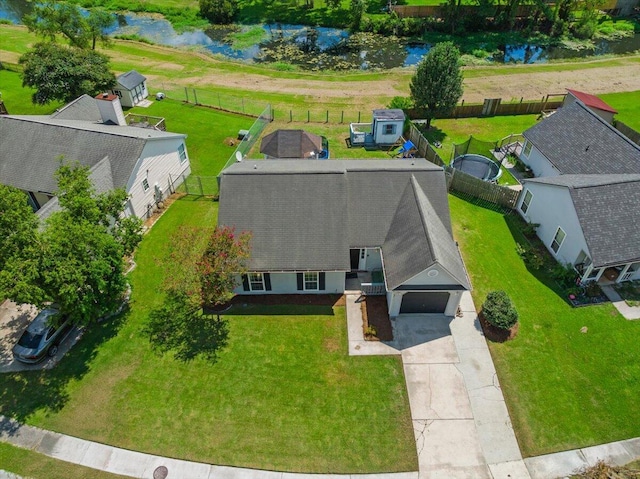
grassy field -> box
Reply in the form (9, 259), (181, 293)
(600, 90), (640, 130)
(0, 198), (416, 472)
(449, 195), (640, 457)
(0, 443), (130, 479)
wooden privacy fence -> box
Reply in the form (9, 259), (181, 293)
(615, 121), (640, 146)
(408, 123), (520, 209)
(408, 95), (566, 120)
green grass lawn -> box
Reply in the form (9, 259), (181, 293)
(0, 443), (130, 479)
(0, 197), (416, 473)
(0, 68), (62, 115)
(449, 195), (640, 457)
(600, 90), (640, 130)
(129, 99), (254, 176)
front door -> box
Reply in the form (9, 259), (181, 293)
(350, 249), (360, 271)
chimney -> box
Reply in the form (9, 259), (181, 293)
(95, 93), (126, 126)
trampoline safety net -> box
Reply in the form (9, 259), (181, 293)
(452, 135), (498, 160)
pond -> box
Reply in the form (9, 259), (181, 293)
(1, 0), (639, 70)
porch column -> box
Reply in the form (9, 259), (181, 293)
(580, 264), (594, 283)
(594, 267), (606, 282)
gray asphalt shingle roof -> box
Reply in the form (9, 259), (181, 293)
(0, 110), (184, 197)
(51, 94), (102, 121)
(117, 70), (146, 91)
(382, 176), (470, 290)
(219, 160), (467, 289)
(523, 101), (640, 175)
(259, 130), (323, 159)
(526, 174), (640, 267)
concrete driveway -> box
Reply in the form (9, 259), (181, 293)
(0, 300), (81, 373)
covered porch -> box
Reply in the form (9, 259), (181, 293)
(577, 260), (640, 284)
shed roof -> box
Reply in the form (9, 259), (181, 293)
(116, 70), (147, 91)
(373, 109), (405, 121)
(523, 101), (640, 175)
(567, 89), (618, 114)
(525, 174), (640, 267)
(259, 129), (323, 159)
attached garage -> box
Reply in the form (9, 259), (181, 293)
(399, 292), (450, 314)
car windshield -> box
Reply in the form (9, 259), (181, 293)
(17, 331), (44, 349)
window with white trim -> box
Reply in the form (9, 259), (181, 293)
(304, 272), (319, 291)
(520, 189), (533, 214)
(249, 273), (265, 291)
(550, 227), (566, 254)
(142, 178), (150, 192)
(178, 143), (187, 163)
(383, 124), (396, 135)
(523, 141), (532, 157)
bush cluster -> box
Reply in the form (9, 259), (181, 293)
(482, 290), (519, 330)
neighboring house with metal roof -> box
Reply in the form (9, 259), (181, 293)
(218, 159), (471, 316)
(564, 89), (618, 124)
(259, 129), (327, 159)
(517, 174), (640, 284)
(111, 70), (148, 108)
(520, 100), (640, 178)
(0, 93), (191, 219)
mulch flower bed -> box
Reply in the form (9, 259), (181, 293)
(360, 296), (393, 341)
(568, 292), (609, 307)
(478, 313), (519, 343)
(229, 294), (345, 307)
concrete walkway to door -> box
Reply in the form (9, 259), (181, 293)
(346, 292), (530, 479)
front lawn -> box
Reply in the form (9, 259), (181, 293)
(0, 197), (416, 473)
(449, 195), (640, 457)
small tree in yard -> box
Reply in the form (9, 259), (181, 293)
(410, 41), (464, 128)
(197, 226), (251, 309)
(482, 290), (519, 331)
(199, 0), (238, 24)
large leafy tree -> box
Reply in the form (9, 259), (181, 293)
(410, 42), (464, 128)
(0, 162), (143, 325)
(24, 1), (114, 50)
(0, 186), (39, 273)
(20, 43), (116, 105)
(199, 0), (238, 24)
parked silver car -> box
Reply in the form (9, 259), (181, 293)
(12, 308), (73, 364)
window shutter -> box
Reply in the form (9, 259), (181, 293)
(319, 272), (326, 290)
(242, 274), (249, 291)
(264, 273), (272, 291)
(297, 273), (303, 291)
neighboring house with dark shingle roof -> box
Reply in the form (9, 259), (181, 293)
(517, 94), (640, 284)
(517, 174), (640, 283)
(0, 94), (190, 219)
(219, 159), (470, 316)
(111, 70), (148, 107)
(520, 101), (640, 177)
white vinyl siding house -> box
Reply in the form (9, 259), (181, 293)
(518, 182), (587, 267)
(236, 272), (345, 295)
(126, 138), (191, 218)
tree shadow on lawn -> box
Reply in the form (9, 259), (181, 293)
(0, 312), (128, 426)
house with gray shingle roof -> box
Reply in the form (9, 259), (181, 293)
(259, 129), (326, 159)
(517, 174), (640, 283)
(111, 70), (148, 108)
(0, 93), (190, 219)
(519, 100), (640, 177)
(218, 159), (470, 317)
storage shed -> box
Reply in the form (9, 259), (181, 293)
(112, 70), (149, 108)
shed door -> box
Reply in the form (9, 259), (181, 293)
(400, 292), (450, 314)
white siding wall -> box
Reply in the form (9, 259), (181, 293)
(373, 119), (404, 145)
(112, 88), (135, 108)
(519, 183), (590, 266)
(521, 143), (561, 178)
(233, 272), (345, 295)
(126, 137), (191, 218)
(362, 248), (383, 271)
(401, 265), (459, 286)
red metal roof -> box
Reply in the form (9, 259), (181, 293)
(567, 89), (618, 114)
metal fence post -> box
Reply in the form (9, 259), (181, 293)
(290, 110), (292, 122)
(184, 87), (189, 103)
(307, 110), (310, 123)
(326, 110), (329, 123)
(198, 176), (203, 196)
(242, 98), (245, 114)
(183, 174), (189, 195)
(193, 89), (198, 105)
(218, 93), (221, 109)
(341, 111), (344, 124)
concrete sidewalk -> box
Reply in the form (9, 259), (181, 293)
(600, 285), (640, 320)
